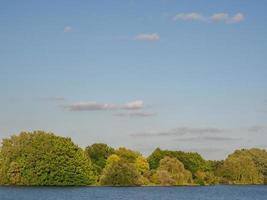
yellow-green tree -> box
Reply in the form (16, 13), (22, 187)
(217, 151), (262, 184)
(115, 147), (140, 163)
(152, 156), (193, 185)
(243, 148), (267, 184)
(100, 154), (142, 186)
(135, 156), (149, 175)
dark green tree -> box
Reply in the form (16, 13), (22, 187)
(85, 143), (114, 175)
(148, 148), (210, 175)
(147, 148), (166, 170)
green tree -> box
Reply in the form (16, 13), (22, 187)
(148, 148), (209, 175)
(147, 148), (166, 170)
(174, 152), (210, 175)
(0, 131), (95, 185)
(85, 143), (114, 175)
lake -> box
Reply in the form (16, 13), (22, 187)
(0, 185), (266, 200)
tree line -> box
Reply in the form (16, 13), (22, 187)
(0, 131), (266, 186)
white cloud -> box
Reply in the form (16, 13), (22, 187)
(174, 12), (245, 24)
(227, 13), (245, 24)
(135, 33), (160, 41)
(67, 102), (117, 111)
(66, 100), (144, 111)
(123, 100), (144, 110)
(64, 26), (72, 32)
(211, 13), (229, 22)
(173, 13), (206, 22)
(131, 127), (225, 137)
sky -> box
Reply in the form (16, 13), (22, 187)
(0, 0), (267, 160)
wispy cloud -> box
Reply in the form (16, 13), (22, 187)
(65, 100), (144, 111)
(173, 13), (206, 22)
(135, 33), (160, 41)
(247, 126), (266, 133)
(176, 136), (240, 142)
(131, 127), (225, 137)
(227, 13), (245, 24)
(114, 111), (156, 118)
(210, 13), (229, 22)
(185, 147), (225, 154)
(44, 97), (66, 101)
(173, 12), (245, 24)
(63, 26), (73, 32)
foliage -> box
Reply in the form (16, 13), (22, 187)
(0, 131), (95, 186)
(151, 156), (193, 185)
(1, 131), (267, 186)
(115, 147), (140, 163)
(135, 156), (149, 175)
(148, 148), (210, 175)
(100, 155), (142, 186)
(147, 148), (165, 170)
(217, 150), (263, 184)
(243, 148), (267, 184)
(85, 143), (114, 175)
(106, 154), (121, 167)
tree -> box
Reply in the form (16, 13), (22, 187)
(151, 169), (176, 186)
(147, 148), (166, 170)
(244, 148), (267, 184)
(135, 156), (150, 185)
(174, 152), (210, 175)
(106, 154), (121, 166)
(217, 151), (263, 184)
(135, 156), (149, 175)
(194, 170), (206, 185)
(148, 148), (210, 175)
(151, 156), (193, 185)
(0, 131), (95, 185)
(85, 143), (114, 175)
(115, 147), (140, 163)
(100, 155), (142, 186)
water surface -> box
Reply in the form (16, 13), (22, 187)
(0, 185), (266, 200)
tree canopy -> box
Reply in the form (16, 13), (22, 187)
(85, 143), (114, 175)
(216, 149), (267, 184)
(0, 131), (95, 185)
(148, 148), (210, 175)
(100, 155), (142, 186)
(151, 156), (193, 185)
(0, 131), (267, 186)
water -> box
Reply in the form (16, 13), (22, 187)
(0, 186), (266, 200)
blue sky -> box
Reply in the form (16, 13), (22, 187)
(0, 0), (267, 159)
